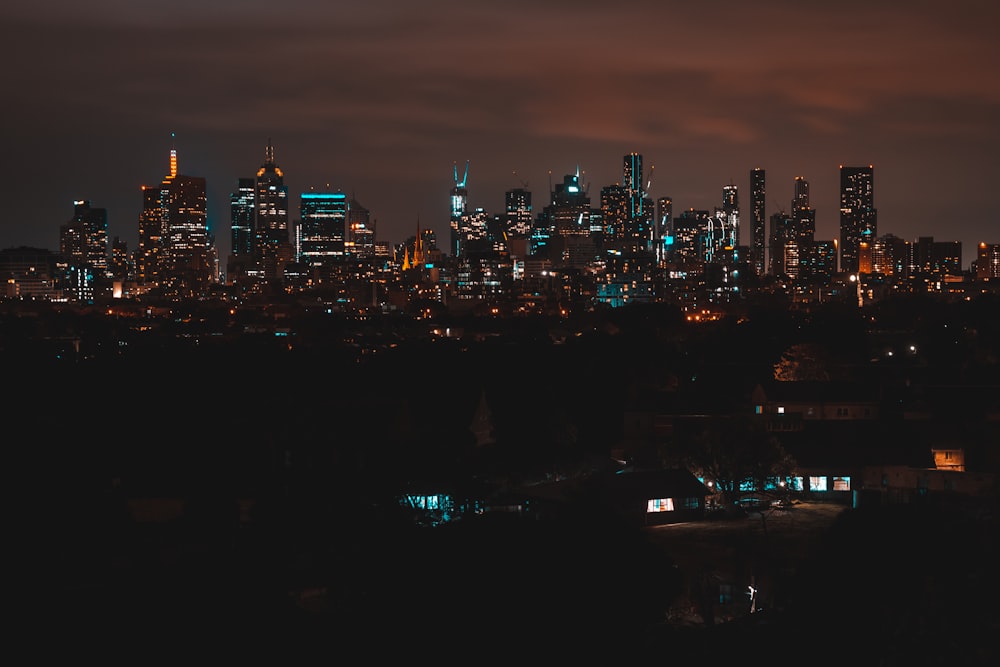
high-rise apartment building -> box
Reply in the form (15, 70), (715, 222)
(750, 167), (766, 275)
(839, 165), (877, 275)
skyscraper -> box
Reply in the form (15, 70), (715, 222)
(655, 196), (673, 265)
(230, 177), (255, 257)
(299, 189), (347, 272)
(163, 171), (210, 294)
(60, 200), (108, 276)
(622, 152), (653, 248)
(750, 167), (766, 275)
(136, 136), (212, 294)
(450, 160), (470, 257)
(256, 139), (291, 281)
(839, 165), (876, 274)
(504, 186), (532, 238)
(722, 182), (739, 248)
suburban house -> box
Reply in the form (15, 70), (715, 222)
(592, 468), (711, 526)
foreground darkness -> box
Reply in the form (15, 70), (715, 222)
(7, 294), (1000, 663)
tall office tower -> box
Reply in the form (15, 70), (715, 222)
(136, 137), (211, 293)
(750, 167), (766, 275)
(136, 181), (165, 286)
(256, 139), (291, 281)
(546, 171), (592, 237)
(721, 182), (739, 247)
(60, 200), (108, 276)
(230, 178), (255, 257)
(450, 160), (470, 256)
(299, 190), (347, 273)
(790, 178), (816, 247)
(621, 152), (654, 247)
(347, 196), (374, 260)
(504, 186), (533, 238)
(656, 196), (673, 264)
(164, 173), (210, 294)
(839, 165), (877, 274)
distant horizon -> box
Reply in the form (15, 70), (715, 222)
(2, 146), (992, 274)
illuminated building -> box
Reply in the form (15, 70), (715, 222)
(136, 136), (212, 294)
(600, 183), (628, 240)
(230, 177), (255, 257)
(722, 181), (739, 248)
(769, 178), (815, 278)
(0, 246), (62, 299)
(546, 170), (592, 237)
(450, 160), (470, 256)
(256, 139), (291, 281)
(911, 236), (962, 285)
(750, 167), (766, 275)
(299, 190), (347, 275)
(671, 209), (709, 269)
(622, 152), (653, 247)
(839, 165), (877, 274)
(871, 233), (909, 277)
(655, 196), (673, 265)
(347, 195), (374, 260)
(60, 200), (108, 278)
(976, 242), (1000, 280)
(504, 186), (532, 238)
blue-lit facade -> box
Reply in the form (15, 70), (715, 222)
(299, 191), (348, 270)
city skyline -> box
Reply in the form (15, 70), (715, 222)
(2, 2), (998, 268)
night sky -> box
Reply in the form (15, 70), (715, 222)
(3, 1), (998, 267)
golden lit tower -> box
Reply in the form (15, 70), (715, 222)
(255, 139), (291, 281)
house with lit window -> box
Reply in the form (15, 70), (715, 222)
(751, 380), (881, 431)
(593, 468), (711, 526)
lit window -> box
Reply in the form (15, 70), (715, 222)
(832, 476), (851, 491)
(647, 498), (675, 512)
(809, 476), (827, 491)
(778, 406), (785, 414)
